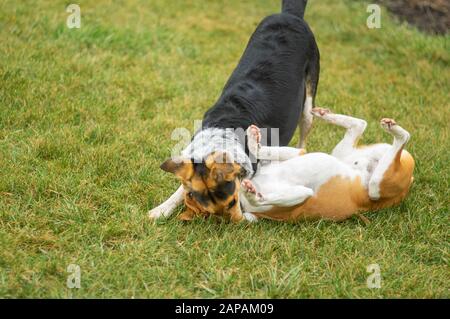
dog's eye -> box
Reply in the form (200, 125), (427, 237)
(188, 192), (193, 199)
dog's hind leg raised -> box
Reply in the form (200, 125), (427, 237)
(368, 119), (413, 201)
(311, 108), (367, 160)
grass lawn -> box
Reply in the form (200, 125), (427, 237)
(0, 0), (449, 298)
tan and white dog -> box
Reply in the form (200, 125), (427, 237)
(239, 107), (415, 223)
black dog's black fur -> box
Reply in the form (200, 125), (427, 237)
(152, 1), (320, 219)
(202, 0), (320, 147)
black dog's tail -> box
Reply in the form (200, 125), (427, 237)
(282, 0), (307, 18)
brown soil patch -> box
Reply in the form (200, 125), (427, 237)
(378, 0), (449, 35)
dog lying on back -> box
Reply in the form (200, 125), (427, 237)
(239, 108), (415, 222)
(181, 108), (415, 222)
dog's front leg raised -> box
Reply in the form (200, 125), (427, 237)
(148, 185), (184, 220)
(247, 125), (306, 161)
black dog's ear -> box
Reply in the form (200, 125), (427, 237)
(160, 157), (193, 181)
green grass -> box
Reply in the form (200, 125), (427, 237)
(0, 0), (449, 298)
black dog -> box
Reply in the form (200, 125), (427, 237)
(150, 0), (320, 222)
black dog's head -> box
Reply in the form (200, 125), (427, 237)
(161, 151), (244, 222)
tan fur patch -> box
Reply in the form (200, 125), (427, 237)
(160, 158), (194, 181)
(205, 151), (241, 184)
(178, 208), (196, 221)
(371, 149), (415, 210)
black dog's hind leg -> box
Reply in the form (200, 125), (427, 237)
(298, 46), (320, 149)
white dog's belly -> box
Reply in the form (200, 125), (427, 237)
(338, 144), (391, 187)
(256, 152), (356, 189)
(241, 152), (361, 213)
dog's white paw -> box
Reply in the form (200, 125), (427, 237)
(241, 179), (264, 203)
(243, 213), (259, 223)
(380, 118), (397, 131)
(380, 118), (410, 143)
(148, 206), (171, 220)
